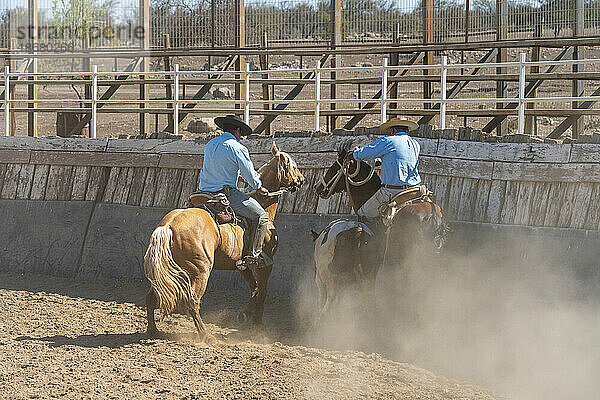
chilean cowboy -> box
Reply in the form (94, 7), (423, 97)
(198, 115), (270, 269)
(349, 117), (421, 226)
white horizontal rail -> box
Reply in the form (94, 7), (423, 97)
(3, 55), (600, 137)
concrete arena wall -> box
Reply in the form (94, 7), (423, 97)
(1, 199), (599, 297)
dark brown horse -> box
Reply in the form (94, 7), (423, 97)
(144, 143), (304, 342)
(313, 145), (449, 295)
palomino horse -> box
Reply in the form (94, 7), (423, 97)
(144, 143), (304, 342)
(312, 145), (449, 319)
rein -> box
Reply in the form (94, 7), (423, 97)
(319, 158), (377, 199)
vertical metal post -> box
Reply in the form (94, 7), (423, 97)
(518, 53), (526, 136)
(314, 60), (321, 133)
(244, 62), (250, 124)
(496, 0), (508, 136)
(330, 0), (342, 130)
(381, 57), (388, 124)
(28, 0), (38, 137)
(422, 0), (434, 110)
(571, 0), (585, 138)
(139, 0), (150, 136)
(91, 65), (98, 139)
(440, 56), (447, 130)
(4, 66), (9, 136)
(234, 0), (246, 112)
(163, 34), (173, 130)
(174, 64), (179, 136)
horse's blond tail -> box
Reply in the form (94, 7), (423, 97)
(144, 226), (192, 318)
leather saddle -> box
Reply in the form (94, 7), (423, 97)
(378, 184), (433, 219)
(187, 192), (236, 225)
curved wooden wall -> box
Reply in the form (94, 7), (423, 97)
(0, 136), (599, 231)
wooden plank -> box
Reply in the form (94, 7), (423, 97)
(44, 165), (63, 201)
(569, 183), (594, 229)
(456, 178), (477, 222)
(177, 169), (200, 208)
(0, 137), (107, 152)
(15, 164), (35, 199)
(0, 164), (7, 195)
(0, 149), (31, 164)
(543, 182), (567, 227)
(485, 180), (507, 224)
(445, 177), (465, 221)
(513, 181), (536, 226)
(29, 164), (50, 200)
(164, 169), (184, 208)
(70, 166), (90, 200)
(557, 183), (580, 228)
(420, 156), (493, 179)
(327, 192), (343, 214)
(30, 151), (159, 168)
(0, 164), (22, 199)
(55, 166), (74, 201)
(432, 175), (451, 214)
(528, 182), (552, 227)
(127, 168), (149, 206)
(437, 140), (571, 163)
(152, 169), (174, 208)
(499, 181), (519, 225)
(337, 192), (352, 214)
(492, 162), (600, 183)
(316, 197), (329, 214)
(140, 168), (158, 207)
(102, 167), (122, 202)
(472, 180), (492, 223)
(303, 170), (321, 214)
(290, 169), (315, 214)
(277, 190), (297, 213)
(583, 183), (600, 230)
(85, 167), (108, 201)
(570, 144), (600, 163)
(116, 168), (136, 204)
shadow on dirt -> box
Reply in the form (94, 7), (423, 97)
(14, 333), (150, 349)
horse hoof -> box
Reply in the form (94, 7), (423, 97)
(147, 328), (160, 339)
(236, 311), (250, 325)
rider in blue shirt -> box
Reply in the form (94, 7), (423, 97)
(350, 117), (421, 219)
(198, 115), (269, 269)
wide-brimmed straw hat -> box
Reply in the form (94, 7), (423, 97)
(379, 117), (419, 133)
(214, 115), (253, 136)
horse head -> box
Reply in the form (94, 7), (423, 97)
(316, 140), (380, 200)
(259, 142), (304, 192)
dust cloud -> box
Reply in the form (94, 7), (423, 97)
(296, 226), (600, 400)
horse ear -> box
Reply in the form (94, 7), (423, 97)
(310, 229), (320, 241)
(271, 141), (280, 156)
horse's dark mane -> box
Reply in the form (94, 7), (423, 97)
(337, 139), (355, 159)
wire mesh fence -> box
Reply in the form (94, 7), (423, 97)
(1, 0), (600, 50)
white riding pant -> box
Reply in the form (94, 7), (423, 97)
(356, 187), (403, 219)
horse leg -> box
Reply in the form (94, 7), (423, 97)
(252, 264), (273, 326)
(238, 269), (259, 324)
(187, 269), (216, 344)
(145, 289), (160, 337)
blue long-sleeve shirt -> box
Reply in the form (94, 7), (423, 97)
(353, 131), (421, 186)
(198, 132), (262, 192)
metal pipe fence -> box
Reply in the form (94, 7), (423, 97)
(3, 54), (600, 137)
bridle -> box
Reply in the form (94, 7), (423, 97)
(319, 157), (377, 199)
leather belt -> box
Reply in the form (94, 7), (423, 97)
(383, 184), (410, 190)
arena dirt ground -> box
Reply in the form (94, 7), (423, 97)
(0, 272), (498, 400)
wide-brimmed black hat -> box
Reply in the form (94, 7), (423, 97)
(214, 115), (252, 137)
